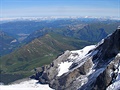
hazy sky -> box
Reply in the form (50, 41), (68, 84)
(0, 0), (120, 18)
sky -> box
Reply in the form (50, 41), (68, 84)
(0, 0), (120, 18)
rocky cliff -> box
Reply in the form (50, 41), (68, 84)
(31, 27), (120, 90)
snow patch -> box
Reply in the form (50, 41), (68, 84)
(106, 80), (120, 90)
(68, 45), (96, 61)
(27, 49), (31, 53)
(117, 26), (120, 29)
(57, 61), (73, 76)
(0, 79), (53, 90)
(90, 50), (98, 56)
(109, 69), (113, 77)
(10, 39), (17, 43)
(107, 60), (120, 90)
(118, 53), (120, 56)
(79, 77), (88, 87)
(96, 39), (104, 47)
(87, 64), (95, 76)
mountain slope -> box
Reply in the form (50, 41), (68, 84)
(0, 31), (18, 56)
(0, 33), (92, 84)
(31, 27), (120, 90)
(0, 19), (118, 56)
(24, 20), (119, 44)
(0, 19), (119, 44)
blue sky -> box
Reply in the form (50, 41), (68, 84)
(0, 0), (120, 18)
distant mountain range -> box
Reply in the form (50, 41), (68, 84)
(0, 19), (119, 55)
(0, 16), (120, 22)
(23, 19), (119, 43)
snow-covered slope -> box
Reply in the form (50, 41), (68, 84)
(0, 79), (53, 90)
(107, 80), (120, 90)
(57, 45), (96, 76)
(68, 45), (96, 62)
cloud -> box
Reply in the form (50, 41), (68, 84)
(1, 6), (119, 17)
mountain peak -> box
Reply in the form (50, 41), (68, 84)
(94, 27), (120, 64)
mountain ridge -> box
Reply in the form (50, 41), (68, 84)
(31, 27), (120, 90)
(0, 32), (92, 84)
(0, 31), (19, 56)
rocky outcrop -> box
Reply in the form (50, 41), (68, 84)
(81, 53), (120, 90)
(31, 28), (120, 90)
(93, 55), (120, 90)
(93, 28), (120, 64)
(49, 58), (93, 90)
(78, 58), (93, 75)
(80, 28), (120, 90)
(31, 50), (71, 83)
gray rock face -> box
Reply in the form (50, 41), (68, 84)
(93, 29), (120, 64)
(78, 58), (93, 75)
(93, 55), (120, 90)
(31, 28), (120, 90)
(80, 53), (120, 90)
(80, 28), (120, 90)
(51, 58), (93, 90)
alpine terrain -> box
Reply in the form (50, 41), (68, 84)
(31, 27), (120, 90)
(0, 18), (119, 84)
(0, 31), (19, 56)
